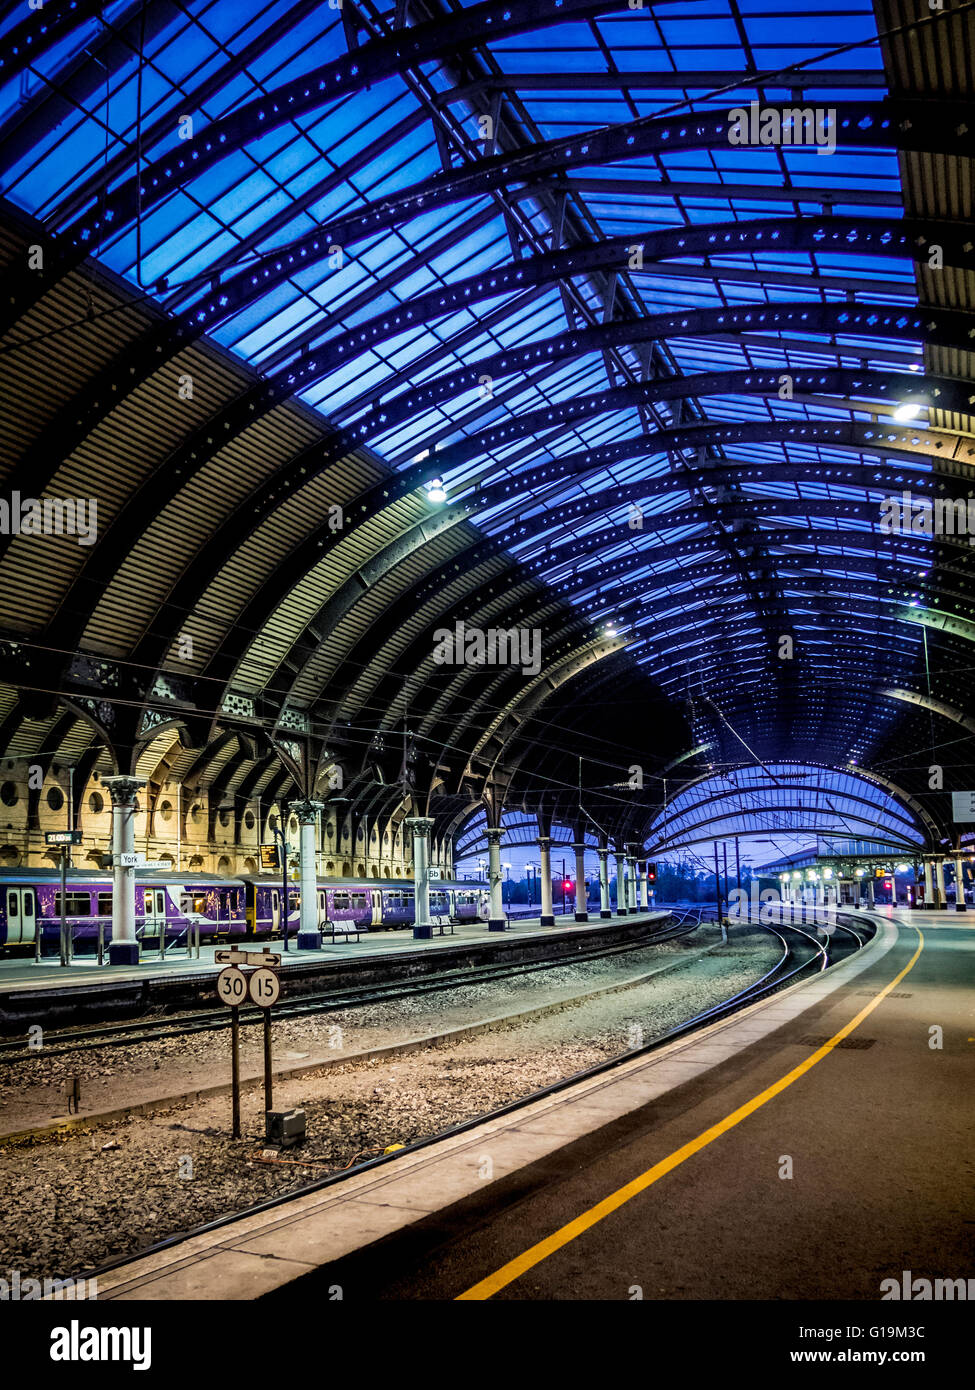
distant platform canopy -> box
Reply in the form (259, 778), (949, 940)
(647, 762), (928, 857)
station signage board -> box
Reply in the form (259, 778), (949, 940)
(951, 791), (975, 822)
(45, 830), (82, 846)
(260, 843), (281, 869)
(215, 947), (282, 967)
(115, 854), (167, 869)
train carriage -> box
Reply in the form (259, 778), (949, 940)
(241, 877), (489, 935)
(0, 869), (490, 952)
(0, 869), (245, 953)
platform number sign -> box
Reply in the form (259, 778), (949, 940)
(248, 967), (280, 1008)
(216, 965), (247, 1006)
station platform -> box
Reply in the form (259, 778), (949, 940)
(0, 910), (670, 1030)
(95, 907), (974, 1301)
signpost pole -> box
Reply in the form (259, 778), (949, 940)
(263, 1009), (273, 1114)
(277, 823), (289, 953)
(230, 1004), (241, 1139)
(59, 846), (68, 967)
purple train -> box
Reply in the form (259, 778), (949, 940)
(0, 869), (489, 953)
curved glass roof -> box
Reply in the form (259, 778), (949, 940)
(647, 761), (927, 856)
(0, 0), (966, 802)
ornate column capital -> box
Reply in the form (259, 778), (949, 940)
(101, 775), (147, 807)
(485, 827), (504, 844)
(292, 798), (324, 823)
(404, 816), (436, 837)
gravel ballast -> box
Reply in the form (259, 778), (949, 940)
(0, 925), (780, 1280)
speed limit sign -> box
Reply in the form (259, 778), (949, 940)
(248, 967), (280, 1008)
(216, 965), (247, 1006)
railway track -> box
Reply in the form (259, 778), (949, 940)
(81, 910), (874, 1282)
(0, 908), (711, 1062)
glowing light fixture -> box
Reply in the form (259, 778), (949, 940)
(426, 477), (447, 503)
(893, 400), (921, 422)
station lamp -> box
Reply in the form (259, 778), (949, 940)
(893, 399), (923, 422)
(426, 477), (447, 503)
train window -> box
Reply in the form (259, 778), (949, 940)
(333, 892), (349, 909)
(54, 892), (91, 917)
(7, 892), (17, 918)
(288, 893), (299, 912)
(22, 893), (33, 916)
(319, 892), (326, 909)
(350, 893), (366, 907)
(155, 892), (165, 915)
(192, 895), (207, 914)
(97, 893), (113, 916)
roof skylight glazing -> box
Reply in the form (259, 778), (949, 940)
(0, 0), (947, 772)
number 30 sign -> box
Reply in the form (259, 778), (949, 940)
(216, 965), (247, 1005)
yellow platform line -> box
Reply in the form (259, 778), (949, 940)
(457, 924), (924, 1300)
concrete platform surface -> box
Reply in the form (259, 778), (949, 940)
(92, 907), (959, 1302)
(0, 910), (669, 994)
